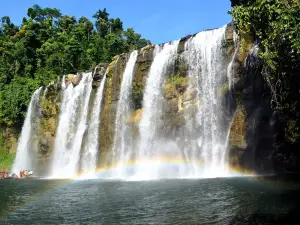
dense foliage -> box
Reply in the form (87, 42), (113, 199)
(230, 0), (300, 142)
(0, 5), (150, 126)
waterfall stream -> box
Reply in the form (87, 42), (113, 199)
(51, 73), (93, 178)
(12, 88), (42, 174)
(81, 74), (107, 175)
(183, 26), (232, 177)
(133, 41), (180, 179)
(12, 25), (238, 180)
(112, 50), (138, 177)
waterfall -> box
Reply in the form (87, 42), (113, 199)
(227, 30), (239, 88)
(183, 26), (232, 177)
(111, 50), (138, 177)
(133, 41), (179, 179)
(61, 75), (66, 90)
(43, 85), (49, 98)
(12, 87), (42, 174)
(51, 72), (93, 178)
(81, 74), (107, 175)
(12, 25), (239, 180)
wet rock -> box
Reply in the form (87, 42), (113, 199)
(93, 63), (108, 81)
(182, 88), (197, 102)
(178, 34), (193, 53)
(137, 45), (155, 63)
(163, 83), (178, 100)
(229, 106), (247, 149)
(72, 74), (81, 86)
(40, 132), (53, 153)
(164, 99), (179, 114)
(65, 74), (74, 86)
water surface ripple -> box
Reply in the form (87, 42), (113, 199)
(1, 177), (300, 225)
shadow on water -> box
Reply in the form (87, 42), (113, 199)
(229, 190), (300, 225)
(228, 176), (300, 225)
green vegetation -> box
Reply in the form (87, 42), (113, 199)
(163, 75), (189, 100)
(168, 74), (188, 86)
(0, 151), (15, 170)
(0, 5), (150, 127)
(0, 131), (15, 170)
(219, 83), (229, 97)
(230, 0), (300, 142)
(132, 83), (144, 109)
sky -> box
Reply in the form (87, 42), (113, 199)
(0, 0), (232, 44)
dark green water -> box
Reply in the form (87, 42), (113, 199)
(0, 176), (300, 225)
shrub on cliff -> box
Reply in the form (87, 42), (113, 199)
(230, 0), (300, 142)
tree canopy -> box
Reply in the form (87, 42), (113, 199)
(0, 5), (150, 126)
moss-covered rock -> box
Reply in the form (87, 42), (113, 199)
(230, 106), (247, 149)
(219, 83), (230, 97)
(38, 83), (61, 164)
(98, 54), (127, 167)
(131, 47), (155, 109)
(238, 33), (254, 63)
(163, 75), (189, 100)
(92, 63), (108, 88)
(163, 99), (179, 114)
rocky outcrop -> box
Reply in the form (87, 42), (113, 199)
(98, 55), (127, 166)
(226, 26), (278, 174)
(92, 63), (108, 88)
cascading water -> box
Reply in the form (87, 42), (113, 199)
(227, 30), (239, 88)
(133, 41), (180, 179)
(43, 85), (49, 98)
(13, 25), (238, 180)
(81, 74), (107, 175)
(111, 50), (138, 177)
(51, 73), (93, 178)
(12, 87), (42, 174)
(182, 25), (232, 177)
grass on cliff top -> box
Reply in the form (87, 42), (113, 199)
(0, 151), (15, 171)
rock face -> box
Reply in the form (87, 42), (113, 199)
(0, 23), (291, 174)
(98, 25), (239, 168)
(37, 84), (61, 174)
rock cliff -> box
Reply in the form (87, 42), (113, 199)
(0, 24), (290, 175)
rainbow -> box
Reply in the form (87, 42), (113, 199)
(74, 156), (256, 181)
